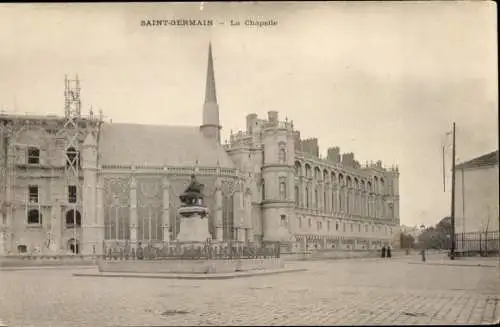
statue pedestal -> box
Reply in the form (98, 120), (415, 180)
(176, 206), (211, 243)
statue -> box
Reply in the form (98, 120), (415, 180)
(179, 174), (205, 207)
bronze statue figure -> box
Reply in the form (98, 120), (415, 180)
(179, 174), (205, 206)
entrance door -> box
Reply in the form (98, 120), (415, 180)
(68, 238), (79, 254)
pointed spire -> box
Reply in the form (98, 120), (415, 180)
(204, 41), (217, 104)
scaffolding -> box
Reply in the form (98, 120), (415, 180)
(58, 75), (83, 254)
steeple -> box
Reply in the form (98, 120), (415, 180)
(200, 41), (222, 143)
(204, 42), (217, 104)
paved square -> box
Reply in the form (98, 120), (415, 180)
(1, 256), (499, 326)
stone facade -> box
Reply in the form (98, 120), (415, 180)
(0, 43), (400, 255)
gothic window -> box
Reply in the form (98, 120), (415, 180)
(323, 191), (327, 211)
(66, 147), (80, 168)
(28, 185), (39, 204)
(279, 179), (287, 201)
(295, 186), (300, 206)
(27, 147), (40, 164)
(280, 214), (287, 226)
(27, 209), (41, 224)
(222, 194), (234, 240)
(278, 142), (287, 164)
(66, 209), (82, 227)
(380, 178), (385, 195)
(335, 221), (339, 231)
(68, 185), (77, 203)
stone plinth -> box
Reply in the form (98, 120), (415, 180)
(98, 258), (284, 274)
(176, 206), (210, 243)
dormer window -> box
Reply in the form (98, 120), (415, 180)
(27, 147), (40, 164)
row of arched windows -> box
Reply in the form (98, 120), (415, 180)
(25, 146), (80, 168)
(27, 209), (81, 226)
(296, 216), (392, 235)
(294, 160), (385, 194)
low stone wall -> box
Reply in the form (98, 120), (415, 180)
(98, 257), (284, 274)
(0, 255), (97, 268)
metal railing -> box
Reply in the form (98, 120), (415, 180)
(455, 231), (500, 256)
(101, 241), (281, 261)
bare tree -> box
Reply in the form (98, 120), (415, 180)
(481, 205), (491, 256)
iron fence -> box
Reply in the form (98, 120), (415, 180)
(101, 241), (281, 261)
(455, 231), (500, 256)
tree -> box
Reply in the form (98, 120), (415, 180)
(400, 233), (415, 249)
(418, 217), (453, 250)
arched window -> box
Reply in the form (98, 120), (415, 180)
(295, 186), (300, 206)
(314, 167), (321, 180)
(280, 214), (287, 226)
(323, 169), (328, 182)
(27, 209), (42, 224)
(66, 209), (81, 226)
(279, 180), (287, 201)
(323, 191), (327, 211)
(27, 146), (40, 164)
(66, 147), (80, 168)
(17, 245), (27, 253)
(295, 161), (302, 176)
(335, 221), (339, 231)
(305, 164), (312, 178)
(358, 223), (361, 232)
(261, 180), (265, 201)
(278, 142), (287, 164)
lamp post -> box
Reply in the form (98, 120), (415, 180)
(450, 122), (456, 260)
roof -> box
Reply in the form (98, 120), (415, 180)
(455, 150), (499, 170)
(98, 123), (234, 168)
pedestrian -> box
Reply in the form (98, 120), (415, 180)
(387, 245), (392, 258)
(420, 248), (426, 262)
(381, 245), (386, 258)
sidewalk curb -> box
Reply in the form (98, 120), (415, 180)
(73, 268), (307, 280)
(407, 262), (497, 268)
(0, 265), (97, 272)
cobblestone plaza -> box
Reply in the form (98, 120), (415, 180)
(1, 256), (499, 326)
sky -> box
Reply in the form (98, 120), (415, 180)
(0, 2), (497, 227)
